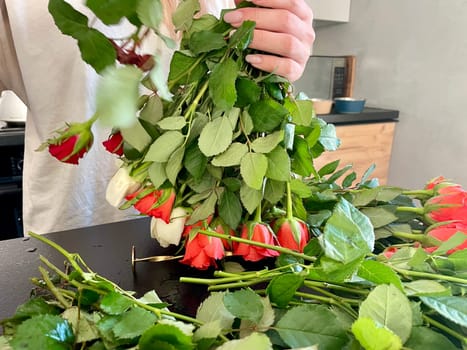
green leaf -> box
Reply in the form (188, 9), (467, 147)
(266, 146), (290, 182)
(223, 289), (264, 324)
(235, 77), (261, 108)
(248, 98), (289, 132)
(420, 296), (467, 327)
(169, 52), (208, 86)
(189, 30), (226, 54)
(308, 256), (362, 283)
(113, 307), (158, 340)
(184, 144), (208, 181)
(320, 197), (375, 264)
(318, 160), (340, 176)
(404, 326), (459, 350)
(62, 307), (100, 343)
(172, 0), (200, 31)
(240, 152), (268, 190)
(196, 292), (235, 330)
(145, 131), (185, 162)
(140, 95), (164, 124)
(166, 146), (185, 185)
(251, 131), (284, 154)
(319, 124), (340, 151)
(96, 66), (142, 128)
(215, 332), (272, 350)
(137, 0), (163, 30)
(157, 117), (186, 130)
(240, 182), (262, 214)
(76, 29), (117, 73)
(13, 298), (61, 319)
(121, 120), (152, 152)
(285, 98), (314, 126)
(357, 260), (403, 291)
(447, 249), (467, 271)
(49, 0), (88, 34)
(86, 0), (136, 24)
(186, 191), (217, 225)
(219, 190), (242, 230)
(150, 55), (173, 101)
(100, 292), (133, 315)
(138, 324), (194, 350)
(198, 117), (233, 157)
(404, 280), (451, 297)
(266, 273), (304, 308)
(211, 142), (248, 167)
(290, 179), (312, 198)
(360, 207), (399, 229)
(432, 232), (467, 255)
(359, 284), (412, 343)
(10, 314), (75, 349)
(291, 136), (314, 177)
(276, 304), (349, 349)
(351, 317), (402, 350)
(209, 58), (238, 111)
(264, 179), (285, 204)
(228, 20), (255, 51)
(148, 162), (168, 189)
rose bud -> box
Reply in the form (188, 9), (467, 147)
(424, 222), (467, 254)
(425, 176), (464, 194)
(233, 222), (280, 262)
(126, 187), (176, 223)
(105, 167), (142, 208)
(180, 231), (225, 270)
(102, 130), (124, 156)
(274, 218), (310, 252)
(150, 207), (188, 248)
(44, 122), (94, 164)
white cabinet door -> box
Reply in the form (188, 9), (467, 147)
(306, 0), (351, 23)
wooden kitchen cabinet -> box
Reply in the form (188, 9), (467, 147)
(314, 122), (396, 185)
(306, 0), (351, 23)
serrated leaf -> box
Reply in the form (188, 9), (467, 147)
(86, 0), (136, 25)
(319, 124), (340, 151)
(239, 297), (275, 338)
(219, 190), (242, 230)
(189, 30), (226, 54)
(404, 280), (451, 297)
(267, 273), (304, 308)
(228, 20), (255, 51)
(264, 179), (285, 204)
(248, 99), (288, 132)
(10, 314), (75, 349)
(351, 317), (402, 350)
(212, 142), (248, 167)
(320, 197), (374, 264)
(145, 131), (185, 162)
(113, 307), (157, 340)
(235, 77), (261, 108)
(360, 207), (399, 229)
(137, 0), (163, 29)
(404, 326), (459, 350)
(172, 0), (200, 31)
(359, 284), (412, 343)
(96, 66), (142, 128)
(186, 192), (217, 225)
(196, 292), (235, 330)
(266, 146), (290, 182)
(140, 95), (164, 124)
(62, 307), (100, 343)
(291, 136), (314, 177)
(193, 320), (223, 341)
(121, 120), (152, 152)
(240, 152), (268, 190)
(169, 52), (208, 86)
(157, 116), (186, 130)
(184, 144), (208, 181)
(285, 98), (314, 126)
(209, 58), (238, 111)
(148, 162), (167, 189)
(240, 182), (262, 214)
(276, 304), (348, 349)
(138, 324), (193, 350)
(357, 260), (403, 291)
(13, 298), (61, 319)
(198, 117), (233, 157)
(251, 131), (284, 154)
(150, 55), (173, 101)
(290, 179), (312, 198)
(420, 296), (467, 327)
(100, 292), (133, 315)
(215, 332), (272, 350)
(76, 29), (117, 73)
(447, 250), (467, 271)
(49, 0), (88, 34)
(166, 146), (185, 185)
(223, 289), (264, 324)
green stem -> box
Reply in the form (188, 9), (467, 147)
(395, 206), (425, 215)
(286, 182), (293, 220)
(392, 231), (430, 244)
(197, 230), (316, 262)
(303, 280), (369, 296)
(392, 266), (467, 284)
(402, 189), (433, 197)
(423, 315), (467, 344)
(207, 277), (272, 291)
(39, 266), (71, 309)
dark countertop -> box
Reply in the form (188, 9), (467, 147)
(0, 218), (220, 324)
(0, 128), (25, 147)
(318, 107), (399, 125)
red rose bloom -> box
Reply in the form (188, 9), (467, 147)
(233, 223), (279, 262)
(426, 190), (467, 222)
(180, 232), (225, 270)
(126, 188), (175, 223)
(424, 222), (467, 254)
(102, 131), (124, 156)
(274, 218), (310, 252)
(48, 133), (93, 165)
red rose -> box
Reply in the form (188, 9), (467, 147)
(233, 222), (279, 262)
(126, 187), (176, 223)
(180, 232), (225, 270)
(48, 129), (93, 164)
(102, 131), (124, 156)
(274, 218), (310, 252)
(382, 247), (399, 259)
(425, 176), (464, 194)
(182, 215), (213, 237)
(424, 222), (467, 254)
(426, 191), (467, 222)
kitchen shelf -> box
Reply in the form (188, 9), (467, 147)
(318, 107), (399, 125)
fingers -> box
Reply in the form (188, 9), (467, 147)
(226, 0), (315, 82)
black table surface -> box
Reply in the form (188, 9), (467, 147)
(0, 218), (214, 323)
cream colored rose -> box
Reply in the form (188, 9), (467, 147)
(150, 207), (188, 247)
(105, 167), (141, 208)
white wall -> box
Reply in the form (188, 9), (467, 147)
(306, 0), (467, 189)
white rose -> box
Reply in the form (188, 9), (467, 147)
(150, 207), (188, 248)
(105, 167), (141, 208)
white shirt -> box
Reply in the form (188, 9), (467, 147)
(2, 0), (233, 234)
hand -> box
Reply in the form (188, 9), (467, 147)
(224, 0), (315, 82)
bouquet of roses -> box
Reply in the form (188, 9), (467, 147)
(3, 0), (466, 349)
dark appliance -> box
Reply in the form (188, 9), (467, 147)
(0, 127), (24, 240)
